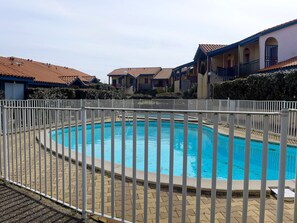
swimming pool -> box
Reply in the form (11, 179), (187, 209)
(51, 121), (297, 180)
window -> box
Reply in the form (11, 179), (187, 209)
(144, 78), (148, 84)
(130, 78), (134, 85)
(265, 37), (278, 68)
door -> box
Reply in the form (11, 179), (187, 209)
(5, 82), (25, 100)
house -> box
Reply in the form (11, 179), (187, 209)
(194, 18), (297, 98)
(152, 68), (173, 92)
(107, 67), (163, 94)
(172, 61), (197, 93)
(0, 56), (98, 99)
(0, 62), (35, 100)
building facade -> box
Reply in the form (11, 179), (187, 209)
(194, 19), (297, 98)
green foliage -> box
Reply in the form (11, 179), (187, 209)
(155, 92), (182, 99)
(88, 82), (115, 91)
(129, 93), (152, 99)
(167, 85), (174, 92)
(136, 89), (157, 97)
(182, 84), (197, 99)
(214, 69), (297, 100)
(26, 87), (125, 99)
(156, 88), (165, 94)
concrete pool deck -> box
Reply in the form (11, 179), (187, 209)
(3, 119), (296, 222)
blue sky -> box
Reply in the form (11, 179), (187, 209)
(1, 0), (297, 82)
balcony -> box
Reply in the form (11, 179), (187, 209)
(217, 66), (238, 81)
(239, 59), (260, 76)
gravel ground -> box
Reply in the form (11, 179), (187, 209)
(0, 180), (102, 223)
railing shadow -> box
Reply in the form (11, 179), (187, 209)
(0, 181), (85, 223)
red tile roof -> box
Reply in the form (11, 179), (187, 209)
(0, 57), (95, 85)
(0, 62), (34, 79)
(153, 68), (172, 79)
(108, 67), (162, 78)
(199, 44), (227, 54)
(259, 56), (297, 72)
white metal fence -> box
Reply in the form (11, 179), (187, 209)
(0, 103), (296, 222)
(1, 99), (297, 138)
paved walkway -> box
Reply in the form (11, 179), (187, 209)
(0, 130), (295, 222)
(0, 180), (100, 223)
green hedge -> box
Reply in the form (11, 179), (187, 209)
(214, 69), (297, 100)
(26, 87), (125, 99)
(156, 92), (182, 99)
(182, 84), (197, 99)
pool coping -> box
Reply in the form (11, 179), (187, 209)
(38, 123), (296, 195)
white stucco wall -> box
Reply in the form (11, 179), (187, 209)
(259, 23), (297, 69)
(239, 41), (259, 63)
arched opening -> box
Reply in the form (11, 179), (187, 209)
(227, 54), (232, 68)
(199, 61), (206, 75)
(265, 37), (278, 68)
(243, 48), (250, 63)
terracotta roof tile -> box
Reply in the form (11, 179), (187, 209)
(0, 62), (34, 79)
(199, 44), (227, 54)
(259, 56), (297, 72)
(80, 75), (96, 82)
(153, 68), (172, 80)
(0, 57), (95, 85)
(108, 67), (162, 78)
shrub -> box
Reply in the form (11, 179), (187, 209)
(130, 93), (153, 99)
(155, 92), (182, 99)
(26, 87), (126, 99)
(214, 69), (297, 100)
(182, 84), (197, 99)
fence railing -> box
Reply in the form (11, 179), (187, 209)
(0, 104), (296, 223)
(1, 99), (297, 138)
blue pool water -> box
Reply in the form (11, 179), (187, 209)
(51, 121), (297, 180)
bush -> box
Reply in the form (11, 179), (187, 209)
(182, 84), (197, 99)
(214, 69), (297, 100)
(156, 92), (182, 99)
(136, 89), (157, 97)
(26, 87), (126, 99)
(130, 94), (153, 99)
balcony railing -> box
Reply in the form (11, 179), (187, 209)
(217, 66), (238, 81)
(239, 59), (260, 76)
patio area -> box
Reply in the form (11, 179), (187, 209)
(0, 180), (101, 223)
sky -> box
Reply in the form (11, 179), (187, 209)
(1, 0), (297, 83)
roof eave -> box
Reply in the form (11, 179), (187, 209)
(207, 43), (238, 56)
(261, 19), (297, 36)
(173, 61), (194, 71)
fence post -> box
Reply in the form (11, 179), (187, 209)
(218, 99), (222, 122)
(81, 101), (87, 220)
(227, 97), (230, 123)
(2, 106), (8, 181)
(276, 109), (289, 223)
